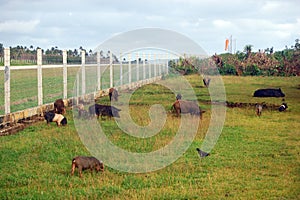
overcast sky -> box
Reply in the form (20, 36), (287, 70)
(1, 0), (299, 55)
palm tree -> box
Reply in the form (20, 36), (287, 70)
(73, 49), (78, 56)
(106, 50), (110, 58)
(270, 47), (274, 54)
(68, 50), (73, 56)
(100, 50), (104, 58)
(265, 48), (270, 54)
(244, 45), (253, 59)
(45, 49), (51, 55)
(51, 47), (55, 54)
(0, 43), (3, 56)
(294, 39), (300, 50)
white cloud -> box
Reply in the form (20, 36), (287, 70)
(213, 20), (234, 29)
(145, 15), (166, 22)
(273, 30), (291, 38)
(0, 20), (40, 33)
(261, 1), (282, 12)
(235, 18), (300, 38)
(0, 0), (299, 54)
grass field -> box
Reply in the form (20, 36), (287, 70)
(0, 75), (299, 199)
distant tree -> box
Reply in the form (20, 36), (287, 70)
(244, 45), (253, 59)
(270, 47), (274, 54)
(294, 39), (300, 50)
(100, 50), (104, 58)
(106, 50), (110, 58)
(68, 50), (73, 56)
(45, 49), (51, 55)
(113, 54), (119, 63)
(265, 48), (270, 54)
(235, 50), (246, 60)
(0, 43), (3, 56)
(73, 49), (78, 56)
(24, 46), (29, 53)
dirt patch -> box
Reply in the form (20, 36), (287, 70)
(225, 101), (280, 110)
(199, 100), (280, 110)
(0, 115), (44, 136)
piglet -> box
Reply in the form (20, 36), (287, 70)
(255, 103), (263, 117)
(71, 156), (104, 177)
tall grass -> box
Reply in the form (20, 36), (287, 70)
(0, 75), (299, 199)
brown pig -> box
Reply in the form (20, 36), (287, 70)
(71, 156), (104, 177)
(54, 98), (66, 114)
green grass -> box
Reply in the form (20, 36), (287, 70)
(0, 75), (299, 199)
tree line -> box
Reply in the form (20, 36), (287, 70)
(0, 44), (118, 64)
(169, 39), (300, 76)
(2, 39), (300, 76)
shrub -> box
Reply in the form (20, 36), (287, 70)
(218, 64), (237, 75)
(243, 64), (261, 76)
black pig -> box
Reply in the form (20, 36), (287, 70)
(71, 156), (104, 177)
(253, 88), (285, 97)
(279, 101), (288, 112)
(44, 111), (67, 126)
(88, 104), (121, 119)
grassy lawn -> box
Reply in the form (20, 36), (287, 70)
(0, 75), (299, 199)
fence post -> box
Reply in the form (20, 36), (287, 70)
(76, 73), (80, 105)
(148, 53), (151, 78)
(158, 54), (161, 76)
(128, 53), (132, 84)
(63, 50), (67, 99)
(4, 48), (10, 114)
(97, 51), (101, 90)
(120, 53), (123, 85)
(166, 53), (169, 75)
(37, 49), (43, 106)
(110, 51), (113, 88)
(143, 53), (146, 80)
(136, 53), (139, 81)
(154, 54), (157, 77)
(81, 50), (86, 95)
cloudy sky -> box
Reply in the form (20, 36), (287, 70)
(1, 0), (299, 55)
